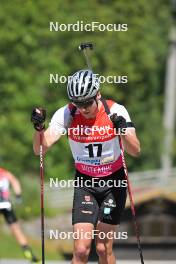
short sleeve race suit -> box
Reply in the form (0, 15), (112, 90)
(49, 100), (132, 177)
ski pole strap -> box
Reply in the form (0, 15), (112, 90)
(100, 98), (135, 128)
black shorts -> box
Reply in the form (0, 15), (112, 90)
(0, 207), (17, 225)
(72, 167), (127, 226)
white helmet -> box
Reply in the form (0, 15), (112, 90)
(67, 69), (99, 103)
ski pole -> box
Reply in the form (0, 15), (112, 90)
(39, 131), (45, 264)
(120, 146), (145, 264)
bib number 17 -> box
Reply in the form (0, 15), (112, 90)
(85, 143), (102, 158)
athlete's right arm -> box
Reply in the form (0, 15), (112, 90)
(33, 127), (63, 155)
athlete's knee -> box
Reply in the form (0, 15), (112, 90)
(74, 244), (90, 261)
(96, 242), (114, 258)
(96, 243), (106, 257)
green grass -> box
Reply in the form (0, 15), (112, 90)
(0, 228), (65, 260)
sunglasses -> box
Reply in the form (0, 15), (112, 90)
(73, 99), (95, 108)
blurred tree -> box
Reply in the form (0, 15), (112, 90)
(0, 0), (172, 179)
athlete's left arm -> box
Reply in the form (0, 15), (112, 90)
(110, 103), (141, 157)
(121, 128), (141, 157)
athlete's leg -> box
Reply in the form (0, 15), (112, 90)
(72, 171), (100, 263)
(95, 222), (116, 264)
(3, 207), (28, 246)
(95, 169), (127, 263)
(3, 208), (41, 263)
(9, 222), (28, 245)
(72, 223), (94, 264)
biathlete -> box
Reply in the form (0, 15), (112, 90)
(31, 69), (141, 264)
(0, 167), (41, 263)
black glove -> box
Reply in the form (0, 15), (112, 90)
(110, 114), (127, 130)
(31, 107), (46, 131)
(15, 194), (23, 204)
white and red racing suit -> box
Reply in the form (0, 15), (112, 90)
(49, 100), (132, 177)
